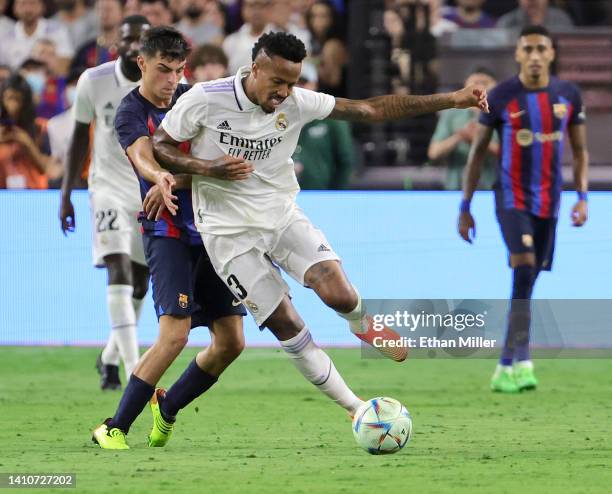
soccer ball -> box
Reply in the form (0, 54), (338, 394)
(352, 397), (413, 455)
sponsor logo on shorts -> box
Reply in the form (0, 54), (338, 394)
(275, 112), (288, 131)
(231, 298), (242, 307)
(178, 293), (189, 309)
(245, 300), (259, 313)
(521, 234), (534, 248)
(317, 244), (330, 252)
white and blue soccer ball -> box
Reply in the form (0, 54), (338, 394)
(352, 397), (413, 455)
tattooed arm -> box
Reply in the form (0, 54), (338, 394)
(328, 85), (489, 122)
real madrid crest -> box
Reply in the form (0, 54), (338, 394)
(275, 112), (288, 131)
(553, 103), (567, 119)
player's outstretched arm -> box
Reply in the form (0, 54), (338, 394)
(458, 124), (494, 244)
(59, 122), (90, 235)
(568, 123), (589, 227)
(152, 126), (254, 180)
(328, 85), (489, 122)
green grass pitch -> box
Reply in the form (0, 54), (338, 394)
(1, 347), (611, 493)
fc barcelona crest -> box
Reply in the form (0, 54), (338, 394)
(178, 293), (189, 309)
(275, 112), (288, 131)
(553, 103), (568, 119)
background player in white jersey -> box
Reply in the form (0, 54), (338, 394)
(59, 16), (151, 390)
(152, 31), (488, 380)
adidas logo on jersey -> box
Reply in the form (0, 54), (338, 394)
(217, 120), (232, 130)
(104, 102), (114, 110)
(317, 244), (330, 252)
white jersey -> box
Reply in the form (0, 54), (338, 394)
(161, 66), (335, 235)
(73, 60), (141, 206)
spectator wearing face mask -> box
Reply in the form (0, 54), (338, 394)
(0, 73), (61, 189)
(20, 54), (67, 120)
(174, 0), (224, 45)
(19, 59), (47, 107)
(52, 0), (98, 49)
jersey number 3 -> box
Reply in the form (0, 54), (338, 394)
(95, 209), (119, 232)
(227, 274), (247, 299)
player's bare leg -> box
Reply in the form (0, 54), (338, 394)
(134, 314), (191, 384)
(264, 297), (363, 416)
(304, 260), (408, 362)
(493, 253), (539, 393)
(194, 315), (245, 376)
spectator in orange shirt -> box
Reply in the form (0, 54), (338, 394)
(0, 74), (61, 189)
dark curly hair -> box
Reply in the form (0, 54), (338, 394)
(0, 73), (37, 138)
(252, 32), (307, 64)
(140, 26), (191, 61)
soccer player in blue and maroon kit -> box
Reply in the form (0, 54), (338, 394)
(458, 25), (589, 393)
(92, 26), (248, 449)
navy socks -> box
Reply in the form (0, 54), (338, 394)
(161, 359), (218, 419)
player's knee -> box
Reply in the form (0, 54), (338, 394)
(264, 298), (305, 339)
(512, 265), (536, 300)
(212, 334), (245, 363)
(132, 280), (149, 300)
(159, 316), (190, 354)
(131, 262), (149, 299)
(321, 284), (358, 314)
(165, 332), (189, 355)
(105, 254), (132, 285)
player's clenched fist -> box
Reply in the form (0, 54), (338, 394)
(204, 155), (254, 181)
(453, 85), (490, 113)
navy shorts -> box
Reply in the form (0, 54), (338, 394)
(143, 235), (246, 327)
(495, 207), (557, 271)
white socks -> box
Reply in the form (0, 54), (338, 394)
(336, 286), (367, 335)
(280, 326), (363, 415)
(101, 295), (145, 368)
(105, 284), (140, 380)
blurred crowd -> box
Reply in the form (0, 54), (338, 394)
(0, 0), (609, 190)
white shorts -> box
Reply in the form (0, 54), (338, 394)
(202, 208), (340, 326)
(89, 190), (146, 267)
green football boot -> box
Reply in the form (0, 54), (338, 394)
(92, 419), (129, 449)
(490, 365), (519, 393)
(148, 388), (175, 447)
(514, 361), (538, 391)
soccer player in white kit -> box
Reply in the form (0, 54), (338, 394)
(153, 32), (488, 379)
(59, 16), (152, 389)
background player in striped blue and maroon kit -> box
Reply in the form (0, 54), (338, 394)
(458, 25), (589, 393)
